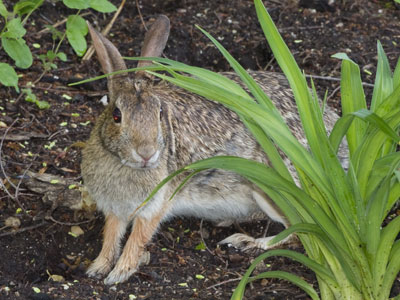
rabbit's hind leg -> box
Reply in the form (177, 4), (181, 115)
(87, 214), (128, 278)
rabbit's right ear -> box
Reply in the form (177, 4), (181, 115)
(135, 15), (170, 80)
(87, 22), (128, 90)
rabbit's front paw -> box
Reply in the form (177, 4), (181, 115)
(87, 256), (113, 279)
(104, 251), (150, 285)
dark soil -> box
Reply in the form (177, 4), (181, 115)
(0, 0), (399, 299)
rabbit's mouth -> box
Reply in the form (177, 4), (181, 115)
(121, 150), (161, 170)
(120, 159), (160, 169)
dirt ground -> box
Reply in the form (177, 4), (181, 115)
(0, 0), (399, 299)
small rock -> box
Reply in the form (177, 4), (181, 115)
(260, 278), (269, 286)
(70, 225), (84, 237)
(5, 216), (21, 229)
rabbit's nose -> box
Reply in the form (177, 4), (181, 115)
(137, 146), (156, 162)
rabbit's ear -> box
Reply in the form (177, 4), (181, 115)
(87, 22), (127, 79)
(136, 15), (170, 78)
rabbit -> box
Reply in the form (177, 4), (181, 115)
(82, 15), (348, 285)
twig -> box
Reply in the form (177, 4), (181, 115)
(199, 220), (228, 266)
(206, 277), (242, 290)
(46, 215), (96, 226)
(0, 221), (47, 238)
(136, 0), (148, 31)
(199, 219), (212, 254)
(14, 160), (34, 202)
(82, 0), (127, 61)
(305, 74), (374, 87)
(36, 12), (91, 36)
(327, 85), (341, 102)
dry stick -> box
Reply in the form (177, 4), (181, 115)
(14, 160), (34, 201)
(206, 277), (242, 290)
(305, 74), (374, 88)
(36, 12), (91, 36)
(82, 0), (127, 61)
(199, 219), (228, 266)
(327, 85), (341, 102)
(0, 221), (47, 238)
(136, 0), (148, 31)
(199, 219), (212, 254)
(46, 215), (96, 226)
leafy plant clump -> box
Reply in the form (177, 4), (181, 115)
(123, 0), (399, 299)
(0, 0), (43, 91)
(0, 0), (116, 92)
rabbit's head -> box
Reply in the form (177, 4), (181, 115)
(88, 16), (170, 169)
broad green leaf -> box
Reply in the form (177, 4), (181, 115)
(0, 0), (8, 17)
(0, 63), (18, 91)
(3, 18), (26, 39)
(66, 15), (88, 56)
(57, 52), (67, 62)
(1, 37), (32, 69)
(66, 15), (88, 35)
(89, 0), (117, 13)
(13, 0), (43, 16)
(62, 0), (89, 9)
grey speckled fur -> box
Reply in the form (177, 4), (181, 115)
(82, 15), (348, 284)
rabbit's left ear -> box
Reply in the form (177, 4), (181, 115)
(136, 15), (170, 79)
(87, 22), (127, 75)
(87, 22), (131, 95)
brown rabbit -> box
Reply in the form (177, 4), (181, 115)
(82, 15), (347, 284)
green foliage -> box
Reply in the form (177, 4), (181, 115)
(0, 63), (18, 90)
(22, 88), (50, 109)
(66, 15), (88, 56)
(0, 0), (42, 90)
(0, 0), (116, 92)
(62, 0), (116, 56)
(111, 0), (399, 299)
(39, 50), (67, 71)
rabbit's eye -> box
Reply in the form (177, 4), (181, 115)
(112, 107), (121, 123)
(159, 107), (163, 118)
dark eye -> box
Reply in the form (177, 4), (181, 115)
(160, 106), (163, 118)
(113, 107), (121, 123)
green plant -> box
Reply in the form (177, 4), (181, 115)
(62, 0), (117, 56)
(22, 88), (50, 109)
(0, 0), (116, 91)
(0, 0), (43, 91)
(125, 1), (399, 299)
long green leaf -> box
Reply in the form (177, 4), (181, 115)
(371, 41), (393, 112)
(332, 53), (367, 155)
(247, 271), (320, 300)
(373, 216), (400, 297)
